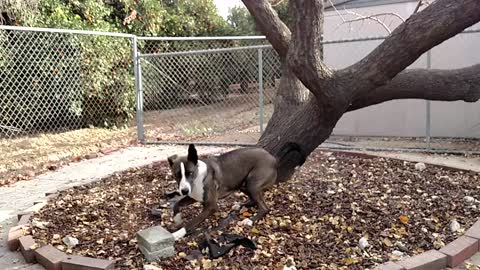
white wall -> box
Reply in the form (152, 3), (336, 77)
(323, 2), (480, 138)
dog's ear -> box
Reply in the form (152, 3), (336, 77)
(167, 155), (177, 167)
(187, 144), (198, 165)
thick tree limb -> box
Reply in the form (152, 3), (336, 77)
(341, 0), (480, 94)
(241, 0), (291, 58)
(348, 64), (480, 112)
(287, 0), (333, 98)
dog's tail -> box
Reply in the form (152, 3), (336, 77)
(275, 142), (306, 183)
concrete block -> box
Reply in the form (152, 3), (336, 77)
(18, 213), (33, 226)
(17, 211), (34, 220)
(440, 236), (479, 267)
(19, 235), (37, 263)
(25, 201), (47, 213)
(7, 226), (24, 251)
(35, 245), (67, 270)
(137, 226), (174, 252)
(465, 219), (480, 240)
(61, 255), (115, 270)
(139, 245), (175, 261)
(397, 250), (447, 270)
(374, 261), (405, 270)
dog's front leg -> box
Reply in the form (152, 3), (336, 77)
(172, 196), (196, 226)
(172, 196), (218, 240)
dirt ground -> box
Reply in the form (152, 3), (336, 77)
(32, 151), (480, 270)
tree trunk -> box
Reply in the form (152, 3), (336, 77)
(243, 0), (480, 181)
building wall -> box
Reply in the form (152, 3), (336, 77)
(322, 1), (480, 138)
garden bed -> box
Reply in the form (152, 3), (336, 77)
(31, 150), (479, 269)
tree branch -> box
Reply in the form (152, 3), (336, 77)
(287, 0), (333, 97)
(348, 64), (480, 112)
(241, 0), (291, 58)
(341, 0), (480, 94)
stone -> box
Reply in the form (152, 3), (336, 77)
(392, 250), (405, 257)
(61, 255), (115, 270)
(32, 218), (50, 229)
(63, 236), (79, 248)
(359, 237), (369, 250)
(397, 250), (447, 270)
(85, 154), (98, 160)
(7, 226), (25, 251)
(450, 220), (461, 232)
(374, 261), (405, 270)
(18, 213), (33, 226)
(143, 264), (163, 270)
(26, 201), (47, 213)
(465, 219), (480, 239)
(414, 162), (426, 171)
(139, 245), (175, 261)
(137, 226), (174, 252)
(238, 218), (253, 227)
(17, 211), (34, 220)
(19, 235), (37, 263)
(439, 236), (479, 267)
(34, 245), (67, 270)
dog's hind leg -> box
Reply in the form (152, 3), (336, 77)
(239, 186), (256, 208)
(244, 169), (277, 222)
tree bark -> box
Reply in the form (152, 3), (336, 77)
(339, 0), (480, 95)
(242, 0), (291, 59)
(242, 0), (480, 181)
(348, 64), (480, 111)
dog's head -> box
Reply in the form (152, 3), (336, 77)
(167, 144), (200, 196)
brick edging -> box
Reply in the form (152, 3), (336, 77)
(7, 190), (115, 270)
(7, 153), (479, 270)
(375, 220), (480, 269)
(331, 151), (480, 270)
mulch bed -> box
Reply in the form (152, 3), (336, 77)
(32, 150), (480, 269)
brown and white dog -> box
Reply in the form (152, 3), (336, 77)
(167, 143), (305, 240)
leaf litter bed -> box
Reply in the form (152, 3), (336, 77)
(32, 151), (480, 269)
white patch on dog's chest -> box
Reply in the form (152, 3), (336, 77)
(189, 160), (207, 202)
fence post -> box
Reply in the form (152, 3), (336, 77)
(258, 48), (264, 134)
(426, 50), (432, 150)
(133, 36), (145, 143)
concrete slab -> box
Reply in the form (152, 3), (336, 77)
(137, 226), (175, 252)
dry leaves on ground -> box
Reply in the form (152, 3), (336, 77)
(32, 151), (480, 269)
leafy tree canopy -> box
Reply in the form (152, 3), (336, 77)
(10, 0), (231, 36)
(227, 0), (289, 35)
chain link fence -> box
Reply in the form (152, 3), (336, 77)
(136, 37), (280, 145)
(136, 31), (480, 152)
(1, 25), (479, 153)
(0, 26), (135, 138)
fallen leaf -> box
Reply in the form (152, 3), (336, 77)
(399, 215), (409, 224)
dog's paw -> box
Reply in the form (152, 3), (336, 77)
(172, 227), (186, 241)
(238, 218), (253, 227)
(231, 203), (242, 211)
(173, 213), (183, 226)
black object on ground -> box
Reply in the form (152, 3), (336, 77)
(198, 233), (257, 259)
